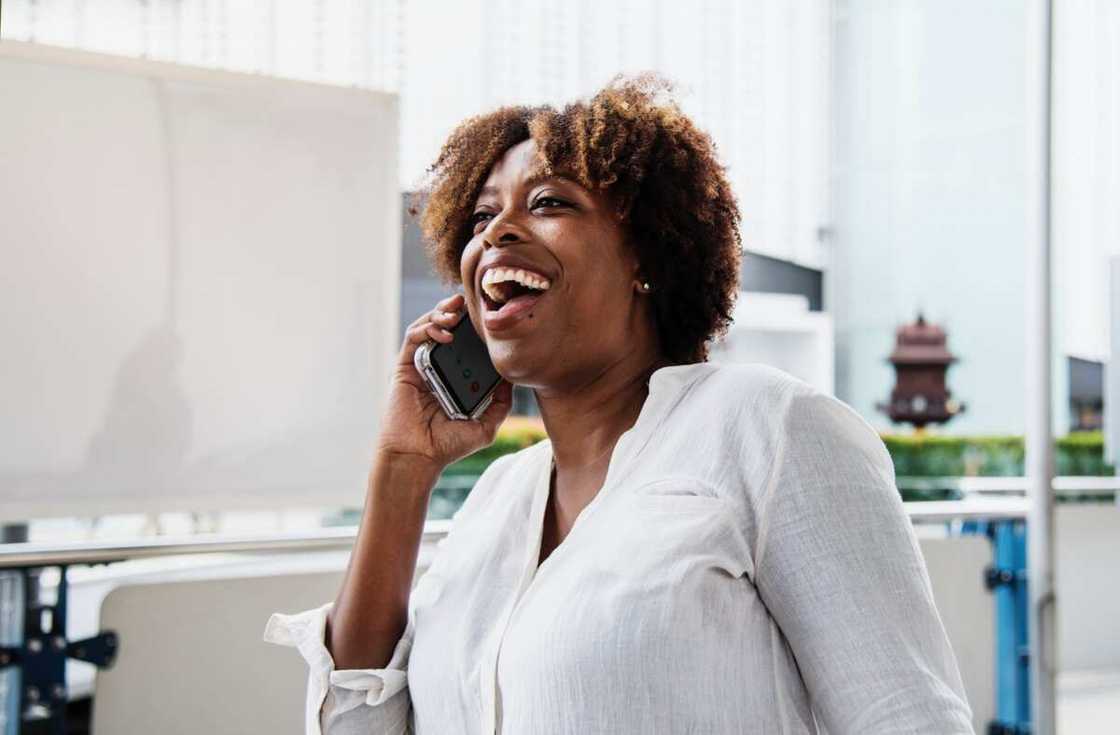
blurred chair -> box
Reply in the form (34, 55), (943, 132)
(92, 565), (346, 735)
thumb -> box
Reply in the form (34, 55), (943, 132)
(479, 380), (514, 436)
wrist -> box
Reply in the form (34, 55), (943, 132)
(370, 449), (444, 495)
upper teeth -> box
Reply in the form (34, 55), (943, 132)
(482, 267), (551, 303)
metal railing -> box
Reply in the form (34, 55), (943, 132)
(0, 521), (452, 570)
(897, 475), (1119, 496)
(0, 498), (1037, 570)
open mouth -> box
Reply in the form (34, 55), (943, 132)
(479, 269), (552, 329)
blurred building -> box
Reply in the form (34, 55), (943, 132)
(832, 0), (1118, 435)
(0, 0), (405, 91)
(1070, 356), (1104, 432)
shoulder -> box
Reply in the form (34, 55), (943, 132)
(695, 363), (885, 452)
(674, 362), (893, 486)
(780, 384), (894, 478)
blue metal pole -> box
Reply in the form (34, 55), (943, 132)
(961, 518), (1032, 733)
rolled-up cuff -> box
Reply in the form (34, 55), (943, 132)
(263, 602), (412, 724)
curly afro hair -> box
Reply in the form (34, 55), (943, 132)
(407, 71), (742, 365)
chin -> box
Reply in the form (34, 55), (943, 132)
(487, 341), (544, 385)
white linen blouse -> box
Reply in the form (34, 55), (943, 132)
(264, 361), (975, 734)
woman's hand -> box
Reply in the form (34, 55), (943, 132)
(374, 292), (514, 473)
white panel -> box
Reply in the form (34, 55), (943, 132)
(919, 535), (994, 734)
(93, 564), (348, 735)
(0, 42), (400, 519)
(1055, 504), (1120, 671)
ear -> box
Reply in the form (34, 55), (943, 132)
(630, 260), (653, 294)
(615, 212), (649, 293)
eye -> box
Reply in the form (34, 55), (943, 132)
(533, 196), (568, 209)
(470, 196), (567, 230)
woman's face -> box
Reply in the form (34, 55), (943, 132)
(459, 138), (651, 390)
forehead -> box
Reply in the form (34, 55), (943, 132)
(489, 138), (541, 177)
(488, 140), (544, 181)
(478, 139), (578, 197)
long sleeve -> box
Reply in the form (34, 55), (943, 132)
(752, 389), (975, 734)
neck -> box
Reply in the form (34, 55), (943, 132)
(534, 348), (672, 471)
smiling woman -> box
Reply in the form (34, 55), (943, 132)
(264, 71), (975, 735)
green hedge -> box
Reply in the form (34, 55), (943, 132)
(449, 429), (1114, 479)
(421, 429), (1114, 516)
(882, 430), (1113, 478)
(444, 433), (546, 476)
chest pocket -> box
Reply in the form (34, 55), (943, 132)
(611, 477), (755, 584)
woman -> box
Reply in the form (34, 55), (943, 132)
(265, 73), (974, 734)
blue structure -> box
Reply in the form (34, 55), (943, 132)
(961, 519), (1032, 734)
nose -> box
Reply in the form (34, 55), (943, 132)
(482, 210), (528, 250)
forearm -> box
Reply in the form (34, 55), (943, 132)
(326, 450), (442, 670)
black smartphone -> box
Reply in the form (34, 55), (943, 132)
(413, 309), (503, 420)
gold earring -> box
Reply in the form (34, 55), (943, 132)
(640, 281), (652, 292)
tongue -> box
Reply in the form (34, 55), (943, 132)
(493, 291), (543, 319)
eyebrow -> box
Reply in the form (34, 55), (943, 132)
(477, 172), (578, 201)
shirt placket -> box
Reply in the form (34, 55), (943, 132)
(479, 453), (553, 734)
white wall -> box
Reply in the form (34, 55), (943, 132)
(710, 292), (835, 396)
(1052, 0), (1120, 365)
(830, 0), (1070, 435)
(0, 0), (403, 92)
(401, 0), (831, 269)
(832, 0), (1119, 436)
(0, 41), (400, 519)
(1, 0), (833, 271)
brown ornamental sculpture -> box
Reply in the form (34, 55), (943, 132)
(876, 312), (966, 429)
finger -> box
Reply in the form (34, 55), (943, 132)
(401, 324), (437, 359)
(397, 321), (449, 372)
(404, 320), (432, 344)
(404, 320), (448, 346)
(478, 380), (514, 434)
(398, 295), (462, 369)
(424, 322), (453, 343)
(406, 294), (464, 330)
(429, 309), (463, 327)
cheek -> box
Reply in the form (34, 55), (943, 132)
(459, 243), (482, 327)
(565, 264), (622, 308)
(459, 242), (480, 285)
